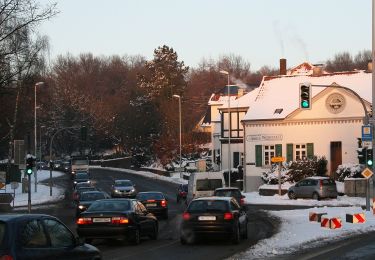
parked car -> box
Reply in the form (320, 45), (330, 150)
(76, 199), (158, 245)
(288, 177), (338, 200)
(73, 171), (91, 186)
(214, 187), (245, 208)
(176, 184), (188, 203)
(76, 191), (110, 216)
(111, 179), (137, 198)
(136, 191), (168, 219)
(0, 214), (101, 260)
(180, 197), (248, 245)
(187, 172), (225, 203)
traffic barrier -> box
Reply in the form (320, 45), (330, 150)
(373, 198), (375, 215)
(309, 212), (327, 222)
(321, 217), (330, 228)
(346, 213), (365, 224)
(330, 217), (342, 229)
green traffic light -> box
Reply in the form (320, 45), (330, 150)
(26, 169), (33, 175)
(301, 101), (309, 108)
(367, 160), (373, 166)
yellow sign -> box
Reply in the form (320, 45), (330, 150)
(361, 168), (374, 179)
(271, 157), (285, 163)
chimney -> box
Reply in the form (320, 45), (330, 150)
(280, 58), (287, 75)
(368, 60), (372, 72)
(312, 64), (323, 76)
(238, 88), (245, 97)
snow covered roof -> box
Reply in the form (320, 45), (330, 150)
(243, 70), (372, 121)
(219, 87), (259, 109)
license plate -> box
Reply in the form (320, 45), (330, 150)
(93, 218), (111, 223)
(147, 203), (157, 207)
(198, 216), (216, 221)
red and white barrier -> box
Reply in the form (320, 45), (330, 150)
(330, 217), (342, 229)
(373, 198), (375, 215)
(321, 217), (330, 228)
(346, 213), (365, 224)
(309, 212), (327, 222)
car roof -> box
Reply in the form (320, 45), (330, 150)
(137, 191), (163, 195)
(115, 179), (131, 182)
(0, 214), (56, 222)
(193, 196), (232, 202)
(95, 198), (136, 203)
(81, 191), (103, 195)
(215, 187), (240, 191)
(305, 176), (331, 180)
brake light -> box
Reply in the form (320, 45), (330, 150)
(147, 200), (156, 202)
(111, 217), (129, 224)
(161, 200), (167, 207)
(76, 217), (93, 225)
(224, 212), (234, 220)
(240, 197), (245, 206)
(0, 255), (14, 260)
(182, 212), (191, 221)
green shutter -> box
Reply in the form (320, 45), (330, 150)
(307, 143), (314, 159)
(275, 144), (282, 157)
(255, 145), (262, 167)
(287, 144), (293, 162)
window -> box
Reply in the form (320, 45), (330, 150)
(21, 220), (48, 248)
(196, 179), (223, 191)
(295, 144), (307, 160)
(221, 111), (245, 138)
(44, 219), (74, 248)
(264, 145), (275, 166)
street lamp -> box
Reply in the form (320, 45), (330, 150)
(173, 94), (182, 173)
(219, 70), (231, 187)
(34, 81), (44, 192)
(39, 125), (45, 168)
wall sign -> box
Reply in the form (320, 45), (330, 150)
(246, 134), (283, 142)
(326, 93), (345, 114)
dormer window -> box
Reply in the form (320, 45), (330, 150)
(274, 108), (283, 114)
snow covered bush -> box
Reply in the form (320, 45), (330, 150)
(261, 163), (290, 184)
(336, 163), (364, 181)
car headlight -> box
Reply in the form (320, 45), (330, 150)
(131, 188), (135, 192)
(78, 205), (86, 210)
(73, 181), (77, 184)
(86, 180), (90, 184)
(114, 189), (119, 193)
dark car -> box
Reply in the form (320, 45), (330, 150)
(180, 197), (248, 245)
(76, 191), (110, 216)
(136, 192), (168, 219)
(176, 184), (188, 203)
(0, 214), (101, 260)
(111, 179), (137, 198)
(73, 185), (96, 202)
(73, 172), (91, 186)
(62, 161), (71, 173)
(76, 199), (158, 245)
(36, 161), (48, 170)
(288, 177), (338, 200)
(214, 187), (245, 208)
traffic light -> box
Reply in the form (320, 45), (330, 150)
(26, 157), (34, 175)
(299, 83), (312, 109)
(366, 148), (373, 167)
(357, 147), (366, 165)
(81, 126), (87, 141)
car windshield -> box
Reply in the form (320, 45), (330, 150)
(80, 192), (105, 201)
(188, 200), (228, 213)
(75, 173), (88, 179)
(88, 200), (130, 212)
(72, 159), (88, 165)
(115, 180), (133, 187)
(321, 179), (336, 186)
(0, 222), (5, 247)
(76, 183), (91, 188)
(136, 193), (164, 200)
(196, 179), (223, 191)
(215, 190), (241, 197)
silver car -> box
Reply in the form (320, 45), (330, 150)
(288, 177), (338, 200)
(111, 179), (137, 198)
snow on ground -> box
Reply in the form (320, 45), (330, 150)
(4, 169), (65, 207)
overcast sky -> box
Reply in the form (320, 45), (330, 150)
(39, 0), (371, 70)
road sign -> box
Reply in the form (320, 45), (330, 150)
(271, 157), (285, 163)
(361, 168), (374, 179)
(10, 182), (19, 190)
(363, 141), (373, 148)
(362, 125), (373, 142)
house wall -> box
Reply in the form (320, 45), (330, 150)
(221, 142), (243, 170)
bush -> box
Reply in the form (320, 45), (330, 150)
(336, 163), (364, 182)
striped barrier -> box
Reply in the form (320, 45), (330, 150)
(330, 217), (342, 229)
(373, 198), (375, 215)
(309, 212), (327, 222)
(346, 213), (365, 224)
(321, 217), (330, 228)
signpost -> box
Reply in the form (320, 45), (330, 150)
(362, 125), (373, 148)
(362, 167), (374, 211)
(0, 171), (6, 190)
(10, 182), (19, 208)
(271, 157), (286, 196)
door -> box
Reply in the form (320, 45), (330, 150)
(330, 142), (342, 178)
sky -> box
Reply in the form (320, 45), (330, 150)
(38, 0), (372, 71)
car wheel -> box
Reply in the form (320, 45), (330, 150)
(149, 223), (158, 240)
(232, 225), (240, 244)
(130, 228), (141, 245)
(312, 192), (320, 201)
(288, 191), (296, 200)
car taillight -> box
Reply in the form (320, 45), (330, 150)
(147, 199), (156, 202)
(76, 217), (93, 225)
(0, 255), (14, 260)
(182, 212), (191, 221)
(161, 200), (167, 207)
(224, 212), (234, 220)
(111, 217), (129, 224)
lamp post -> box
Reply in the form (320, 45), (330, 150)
(173, 94), (182, 172)
(39, 125), (45, 167)
(219, 70), (231, 187)
(34, 81), (44, 192)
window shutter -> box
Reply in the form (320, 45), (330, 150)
(287, 144), (293, 162)
(255, 145), (262, 167)
(275, 144), (282, 157)
(307, 143), (314, 159)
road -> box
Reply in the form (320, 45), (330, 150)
(14, 167), (279, 260)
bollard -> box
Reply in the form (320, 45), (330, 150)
(329, 217), (342, 229)
(309, 212), (327, 222)
(321, 217), (330, 228)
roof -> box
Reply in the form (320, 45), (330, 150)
(0, 214), (54, 222)
(219, 87), (259, 109)
(215, 187), (241, 191)
(193, 196), (233, 202)
(243, 70), (371, 121)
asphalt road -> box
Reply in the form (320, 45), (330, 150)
(13, 167), (279, 260)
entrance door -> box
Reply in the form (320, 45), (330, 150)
(330, 142), (342, 178)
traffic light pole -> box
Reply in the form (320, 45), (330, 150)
(28, 173), (31, 213)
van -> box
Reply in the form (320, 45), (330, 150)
(187, 172), (225, 203)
